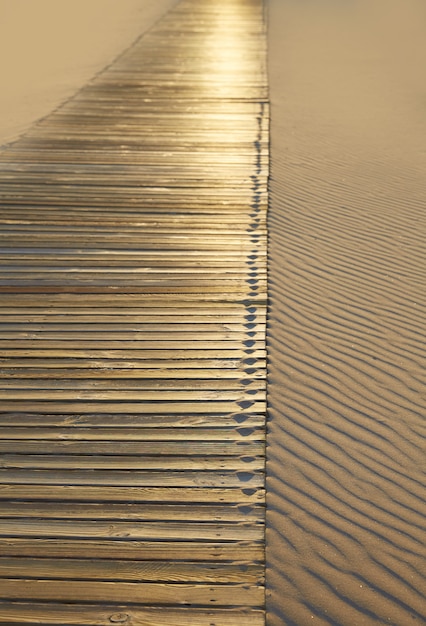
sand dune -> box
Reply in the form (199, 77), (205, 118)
(266, 0), (426, 624)
(0, 0), (177, 146)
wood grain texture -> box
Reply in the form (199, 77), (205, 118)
(0, 603), (265, 625)
(0, 0), (268, 622)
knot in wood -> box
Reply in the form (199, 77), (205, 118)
(109, 614), (129, 624)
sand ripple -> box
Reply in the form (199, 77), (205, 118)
(267, 1), (426, 624)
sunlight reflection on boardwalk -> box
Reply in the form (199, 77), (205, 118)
(0, 0), (268, 623)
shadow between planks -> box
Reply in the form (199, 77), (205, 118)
(0, 0), (268, 623)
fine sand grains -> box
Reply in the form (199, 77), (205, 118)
(0, 0), (178, 146)
(266, 0), (426, 624)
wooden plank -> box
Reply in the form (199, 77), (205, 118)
(0, 603), (265, 625)
(0, 360), (266, 373)
(0, 558), (264, 584)
(0, 429), (264, 442)
(0, 370), (266, 384)
(0, 519), (263, 542)
(0, 538), (264, 561)
(0, 413), (264, 426)
(0, 401), (266, 415)
(0, 441), (264, 456)
(0, 485), (264, 504)
(0, 389), (265, 401)
(0, 454), (264, 471)
(0, 579), (264, 607)
(0, 297), (266, 308)
(0, 320), (266, 329)
(0, 469), (264, 488)
(0, 502), (264, 522)
(0, 378), (265, 390)
(0, 340), (265, 351)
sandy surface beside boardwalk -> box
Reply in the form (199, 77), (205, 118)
(267, 0), (426, 624)
(0, 0), (177, 146)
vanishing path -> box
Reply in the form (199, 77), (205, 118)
(0, 0), (268, 623)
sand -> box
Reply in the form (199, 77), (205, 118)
(0, 0), (177, 147)
(266, 0), (426, 624)
(0, 0), (424, 622)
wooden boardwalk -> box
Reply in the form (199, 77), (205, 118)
(0, 0), (268, 623)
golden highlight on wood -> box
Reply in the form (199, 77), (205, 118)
(0, 0), (268, 623)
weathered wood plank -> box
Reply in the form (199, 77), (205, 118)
(0, 340), (265, 351)
(0, 469), (264, 488)
(0, 401), (267, 415)
(0, 412), (264, 426)
(0, 389), (265, 401)
(0, 431), (263, 444)
(0, 558), (264, 584)
(0, 378), (265, 390)
(0, 519), (263, 542)
(0, 538), (264, 561)
(0, 603), (265, 625)
(0, 454), (263, 471)
(0, 579), (264, 607)
(0, 350), (266, 360)
(0, 485), (264, 504)
(0, 360), (266, 373)
(0, 502), (264, 522)
(0, 441), (264, 456)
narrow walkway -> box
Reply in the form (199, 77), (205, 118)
(0, 0), (268, 623)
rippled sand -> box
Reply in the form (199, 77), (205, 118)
(266, 0), (426, 624)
